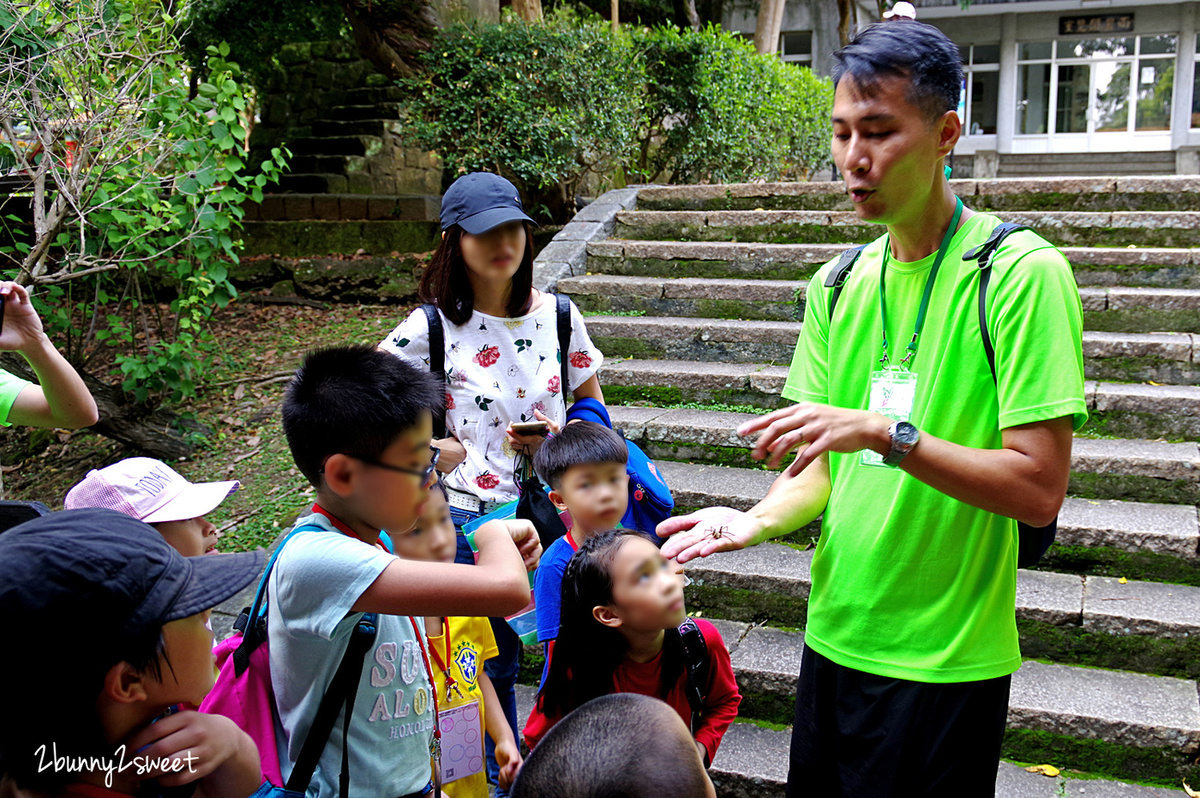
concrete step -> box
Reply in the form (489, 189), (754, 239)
(680, 541), (1200, 678)
(312, 118), (399, 138)
(286, 135), (382, 157)
(240, 219), (439, 259)
(565, 274), (1200, 331)
(597, 358), (1200, 439)
(587, 315), (1200, 384)
(634, 176), (1200, 213)
(331, 102), (401, 121)
(652, 459), (1200, 560)
(587, 239), (1200, 288)
(606, 405), (1200, 505)
(243, 193), (439, 223)
(511, 684), (1184, 797)
(342, 85), (403, 105)
(613, 209), (1200, 249)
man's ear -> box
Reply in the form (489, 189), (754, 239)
(935, 109), (963, 159)
(549, 489), (568, 512)
(322, 453), (358, 498)
(593, 604), (622, 629)
(103, 661), (148, 705)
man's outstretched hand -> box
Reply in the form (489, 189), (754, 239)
(657, 506), (765, 564)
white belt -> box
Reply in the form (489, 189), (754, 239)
(446, 487), (506, 515)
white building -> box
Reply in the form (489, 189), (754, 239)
(723, 0), (1200, 176)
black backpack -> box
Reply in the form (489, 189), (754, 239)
(824, 223), (1058, 568)
(678, 618), (710, 744)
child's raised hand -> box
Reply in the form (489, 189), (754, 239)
(125, 710), (260, 798)
(502, 518), (542, 570)
(494, 738), (523, 790)
(0, 282), (46, 353)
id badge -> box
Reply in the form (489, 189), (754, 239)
(862, 368), (918, 467)
(439, 701), (484, 784)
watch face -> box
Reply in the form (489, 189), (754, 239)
(894, 422), (919, 448)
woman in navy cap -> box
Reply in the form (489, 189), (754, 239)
(380, 172), (606, 796)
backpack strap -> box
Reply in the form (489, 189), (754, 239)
(421, 304), (447, 439)
(677, 618), (710, 740)
(824, 245), (867, 321)
(286, 612), (379, 795)
(963, 222), (1029, 382)
(556, 293), (571, 405)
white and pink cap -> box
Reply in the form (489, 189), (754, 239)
(64, 457), (239, 524)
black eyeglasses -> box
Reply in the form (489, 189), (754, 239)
(344, 447), (440, 482)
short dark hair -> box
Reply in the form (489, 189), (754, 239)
(512, 694), (712, 798)
(831, 21), (963, 122)
(534, 421), (627, 490)
(282, 345), (443, 486)
(418, 223), (535, 325)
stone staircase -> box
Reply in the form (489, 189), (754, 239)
(543, 175), (1200, 796)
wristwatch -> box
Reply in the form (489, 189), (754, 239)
(883, 421), (920, 467)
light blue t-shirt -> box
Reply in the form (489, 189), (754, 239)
(268, 513), (434, 798)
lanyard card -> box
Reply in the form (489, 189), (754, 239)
(862, 368), (918, 467)
(439, 700), (485, 784)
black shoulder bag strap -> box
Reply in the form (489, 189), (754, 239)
(677, 618), (710, 740)
(421, 304), (447, 439)
(555, 293), (571, 406)
(286, 613), (379, 795)
(964, 222), (1058, 568)
(824, 245), (867, 321)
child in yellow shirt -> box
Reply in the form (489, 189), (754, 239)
(390, 481), (523, 796)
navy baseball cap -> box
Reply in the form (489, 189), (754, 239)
(0, 508), (264, 649)
(440, 172), (536, 234)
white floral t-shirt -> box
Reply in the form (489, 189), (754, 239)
(380, 296), (603, 503)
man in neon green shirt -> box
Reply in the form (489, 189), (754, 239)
(0, 280), (99, 495)
(659, 20), (1086, 797)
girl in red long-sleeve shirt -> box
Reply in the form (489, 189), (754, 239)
(523, 531), (741, 767)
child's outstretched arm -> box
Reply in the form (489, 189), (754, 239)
(125, 711), (260, 798)
(480, 671), (522, 789)
(354, 519), (541, 617)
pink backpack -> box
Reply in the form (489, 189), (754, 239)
(200, 526), (378, 795)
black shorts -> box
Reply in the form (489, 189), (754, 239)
(786, 645), (1012, 798)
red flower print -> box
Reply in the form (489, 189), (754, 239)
(547, 375), (561, 395)
(474, 345), (501, 368)
(568, 350), (593, 369)
(445, 392), (455, 410)
(476, 472), (500, 490)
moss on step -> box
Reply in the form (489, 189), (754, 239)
(1036, 545), (1200, 588)
(1001, 728), (1200, 789)
(1068, 471), (1200, 505)
(1084, 308), (1200, 334)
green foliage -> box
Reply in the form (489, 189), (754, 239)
(0, 1), (288, 405)
(179, 0), (347, 90)
(398, 10), (645, 222)
(633, 25), (833, 183)
(398, 15), (833, 220)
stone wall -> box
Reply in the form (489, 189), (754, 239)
(250, 40), (442, 197)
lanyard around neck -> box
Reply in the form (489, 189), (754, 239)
(878, 197), (964, 369)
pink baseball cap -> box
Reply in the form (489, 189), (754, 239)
(64, 457), (240, 524)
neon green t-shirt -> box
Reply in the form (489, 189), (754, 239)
(0, 368), (32, 427)
(781, 213), (1087, 683)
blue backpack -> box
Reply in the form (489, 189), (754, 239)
(566, 397), (675, 535)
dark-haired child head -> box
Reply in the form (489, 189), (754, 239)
(282, 344), (443, 540)
(534, 420), (628, 538)
(831, 21), (964, 227)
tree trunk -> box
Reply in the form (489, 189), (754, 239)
(339, 0), (440, 83)
(838, 0), (854, 46)
(512, 0), (544, 21)
(0, 355), (207, 461)
(753, 0), (785, 54)
(611, 0), (619, 31)
(675, 0), (701, 30)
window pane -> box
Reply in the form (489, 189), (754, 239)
(1135, 58), (1173, 131)
(969, 71), (999, 134)
(973, 44), (1000, 64)
(1019, 41), (1052, 60)
(1065, 37), (1133, 58)
(1193, 59), (1200, 128)
(1140, 35), (1176, 55)
(1057, 63), (1092, 133)
(1093, 61), (1130, 132)
(782, 31), (812, 56)
(1018, 63), (1051, 133)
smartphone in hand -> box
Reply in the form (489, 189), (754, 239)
(510, 420), (549, 436)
